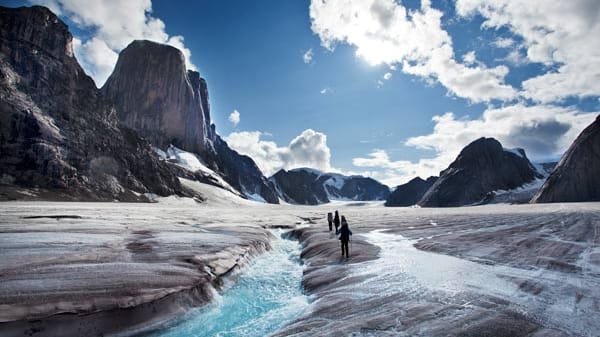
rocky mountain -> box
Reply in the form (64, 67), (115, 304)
(385, 176), (437, 207)
(419, 137), (543, 207)
(102, 40), (278, 203)
(532, 115), (600, 203)
(270, 168), (390, 205)
(0, 6), (188, 201)
(101, 40), (212, 155)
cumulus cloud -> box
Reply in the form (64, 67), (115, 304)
(456, 0), (600, 103)
(406, 104), (596, 163)
(228, 110), (240, 126)
(462, 51), (476, 65)
(320, 87), (332, 94)
(353, 149), (447, 187)
(503, 49), (529, 66)
(492, 37), (515, 48)
(383, 72), (392, 80)
(224, 129), (332, 176)
(309, 0), (517, 102)
(32, 0), (196, 86)
(303, 48), (314, 64)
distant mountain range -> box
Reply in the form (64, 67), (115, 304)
(270, 168), (390, 205)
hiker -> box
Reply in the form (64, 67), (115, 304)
(327, 212), (333, 231)
(336, 215), (352, 258)
(333, 210), (340, 232)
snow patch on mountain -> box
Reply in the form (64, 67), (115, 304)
(155, 145), (268, 201)
(489, 162), (555, 204)
(503, 147), (526, 159)
(270, 168), (390, 204)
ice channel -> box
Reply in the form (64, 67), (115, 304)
(148, 229), (309, 337)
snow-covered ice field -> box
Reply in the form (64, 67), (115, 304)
(0, 191), (599, 336)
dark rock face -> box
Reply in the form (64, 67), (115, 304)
(270, 168), (389, 205)
(419, 137), (542, 207)
(385, 176), (437, 207)
(271, 169), (329, 205)
(532, 115), (600, 203)
(0, 6), (186, 201)
(102, 39), (278, 203)
(330, 174), (390, 201)
(101, 40), (212, 155)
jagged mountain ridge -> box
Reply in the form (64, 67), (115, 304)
(0, 6), (188, 201)
(532, 115), (600, 203)
(270, 168), (390, 205)
(419, 137), (543, 207)
(102, 40), (279, 203)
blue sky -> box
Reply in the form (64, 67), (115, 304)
(4, 0), (599, 186)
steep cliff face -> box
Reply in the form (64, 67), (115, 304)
(532, 115), (600, 203)
(101, 40), (212, 154)
(270, 168), (390, 205)
(102, 39), (278, 203)
(0, 6), (186, 201)
(419, 138), (542, 207)
(385, 176), (437, 207)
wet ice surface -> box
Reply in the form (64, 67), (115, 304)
(275, 202), (600, 337)
(148, 230), (309, 337)
(354, 230), (599, 336)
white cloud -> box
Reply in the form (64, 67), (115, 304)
(309, 0), (517, 103)
(303, 48), (314, 64)
(383, 72), (392, 80)
(353, 104), (597, 186)
(406, 104), (596, 163)
(224, 129), (332, 176)
(492, 37), (515, 48)
(503, 49), (529, 66)
(72, 37), (118, 87)
(456, 0), (600, 103)
(320, 87), (331, 94)
(353, 149), (447, 186)
(32, 0), (197, 86)
(462, 50), (476, 65)
(228, 110), (240, 126)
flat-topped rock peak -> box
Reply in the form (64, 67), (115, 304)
(101, 39), (213, 154)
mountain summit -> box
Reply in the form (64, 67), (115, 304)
(102, 40), (213, 155)
(419, 137), (542, 207)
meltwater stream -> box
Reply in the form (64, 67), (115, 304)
(149, 229), (309, 337)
